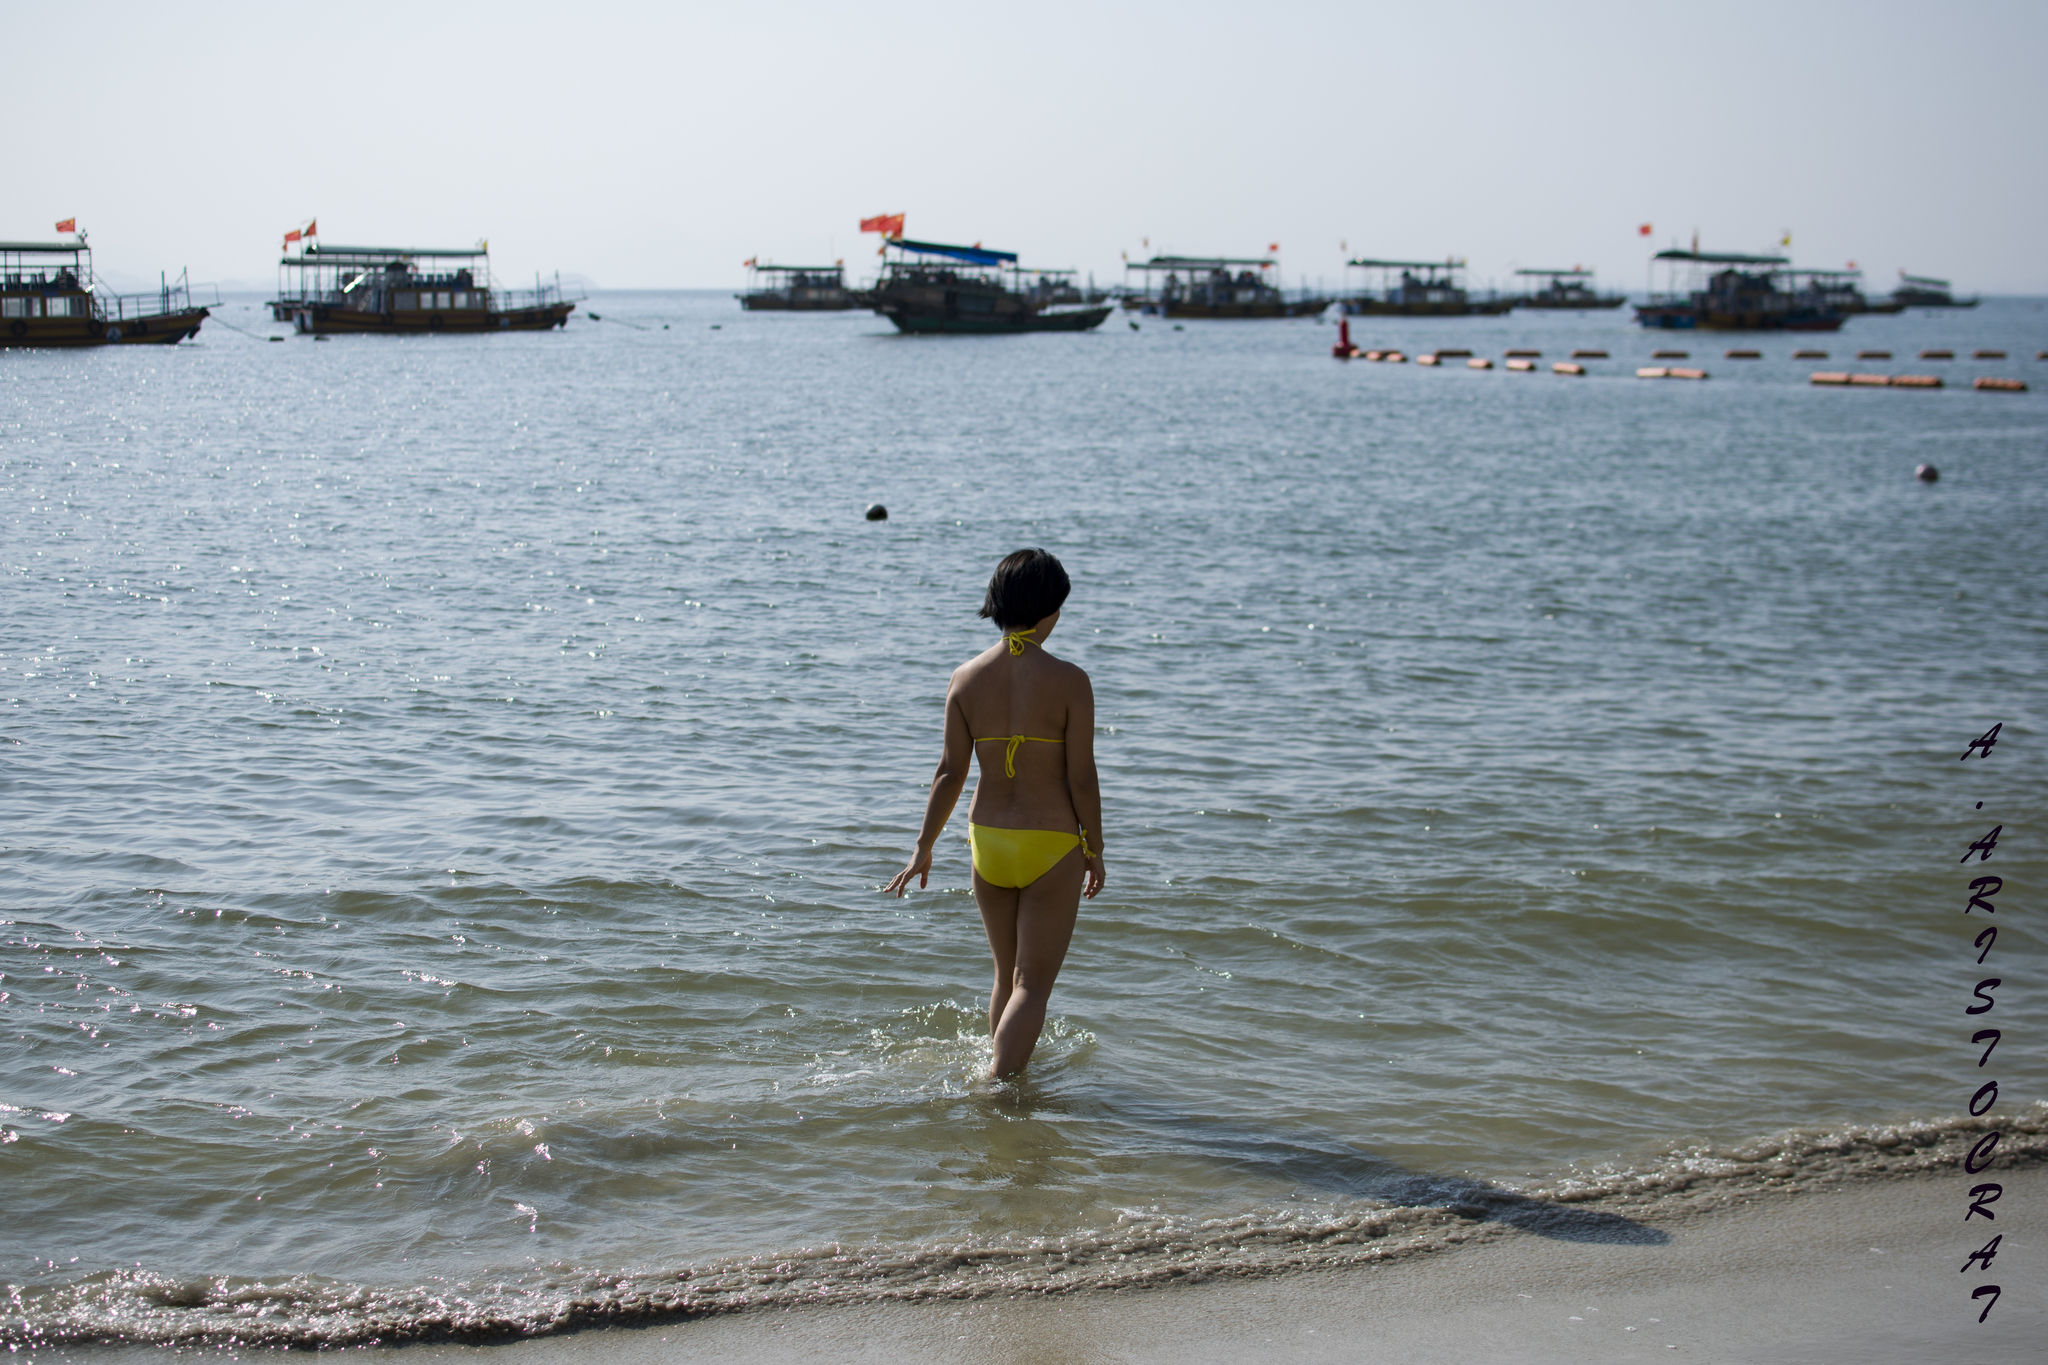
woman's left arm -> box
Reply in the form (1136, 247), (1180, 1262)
(884, 678), (975, 896)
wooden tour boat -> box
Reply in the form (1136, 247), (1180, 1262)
(1511, 267), (1625, 310)
(867, 239), (1111, 334)
(1, 238), (212, 348)
(1634, 249), (1842, 332)
(1342, 259), (1512, 316)
(1785, 268), (1902, 316)
(738, 261), (862, 311)
(274, 242), (576, 335)
(1120, 254), (1328, 318)
(1892, 271), (1979, 309)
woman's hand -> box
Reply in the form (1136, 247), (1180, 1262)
(885, 846), (934, 898)
(1082, 852), (1106, 900)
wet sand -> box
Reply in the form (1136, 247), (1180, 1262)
(302, 1164), (2039, 1364)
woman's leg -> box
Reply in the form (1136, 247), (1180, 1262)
(987, 847), (1084, 1077)
(973, 874), (1021, 1038)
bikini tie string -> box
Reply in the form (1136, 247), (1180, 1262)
(1006, 629), (1036, 656)
(1002, 735), (1025, 778)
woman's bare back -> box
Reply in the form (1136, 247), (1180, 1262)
(952, 637), (1095, 832)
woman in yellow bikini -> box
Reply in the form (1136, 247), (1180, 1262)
(884, 549), (1106, 1078)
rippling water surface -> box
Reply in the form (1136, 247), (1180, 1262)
(3, 293), (2045, 1341)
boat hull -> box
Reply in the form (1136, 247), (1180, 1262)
(1343, 298), (1514, 317)
(1517, 295), (1627, 310)
(292, 303), (575, 334)
(881, 306), (1112, 334)
(739, 292), (866, 311)
(1152, 299), (1329, 319)
(1634, 304), (1842, 332)
(0, 307), (210, 348)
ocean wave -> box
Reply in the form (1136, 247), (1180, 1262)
(9, 1112), (2040, 1349)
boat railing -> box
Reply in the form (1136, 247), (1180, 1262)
(495, 274), (579, 311)
(95, 272), (217, 321)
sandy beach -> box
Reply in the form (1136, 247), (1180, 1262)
(84, 1162), (1992, 1365)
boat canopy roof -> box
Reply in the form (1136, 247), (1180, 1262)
(1900, 272), (1950, 287)
(1653, 249), (1788, 265)
(889, 239), (1018, 265)
(1132, 255), (1273, 270)
(284, 244), (489, 265)
(749, 263), (841, 273)
(1515, 267), (1592, 277)
(0, 241), (87, 256)
(1787, 268), (1863, 279)
(1346, 258), (1462, 270)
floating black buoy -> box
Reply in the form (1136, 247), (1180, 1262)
(865, 504), (888, 521)
(711, 324), (721, 330)
(1915, 463), (1939, 483)
(1128, 320), (1139, 330)
(268, 336), (284, 343)
(1172, 324), (1184, 331)
(587, 312), (601, 321)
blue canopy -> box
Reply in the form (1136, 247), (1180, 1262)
(890, 238), (1017, 266)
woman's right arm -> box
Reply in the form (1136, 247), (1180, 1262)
(1065, 671), (1107, 900)
(884, 678), (975, 897)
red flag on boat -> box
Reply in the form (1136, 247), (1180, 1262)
(284, 228), (302, 246)
(860, 213), (905, 239)
(1268, 242), (1279, 253)
(55, 218), (75, 234)
(1638, 223), (1653, 236)
(305, 219), (316, 237)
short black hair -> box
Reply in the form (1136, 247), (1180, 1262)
(978, 548), (1071, 630)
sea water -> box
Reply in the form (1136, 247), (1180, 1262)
(3, 294), (2045, 1343)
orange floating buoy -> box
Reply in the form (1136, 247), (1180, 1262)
(1636, 366), (1669, 378)
(1332, 317), (1357, 359)
(2037, 351), (2047, 361)
(1724, 349), (1762, 359)
(1976, 376), (2027, 392)
(1849, 373), (1892, 386)
(1669, 367), (1708, 380)
(1793, 349), (1828, 359)
(1363, 349), (1385, 361)
(1505, 358), (1535, 371)
(1467, 357), (1493, 369)
(1919, 349), (1953, 360)
(1552, 361), (1586, 375)
(1571, 348), (1608, 359)
(1809, 372), (1851, 385)
(1504, 348), (1540, 358)
(1973, 349), (2007, 360)
(1893, 374), (1943, 388)
(1652, 349), (1688, 359)
(1858, 349), (1892, 360)
(1416, 353), (1439, 366)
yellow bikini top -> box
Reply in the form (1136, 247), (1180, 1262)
(978, 628), (1067, 776)
(976, 732), (1061, 777)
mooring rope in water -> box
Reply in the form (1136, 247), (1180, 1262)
(201, 314), (284, 342)
(583, 312), (651, 331)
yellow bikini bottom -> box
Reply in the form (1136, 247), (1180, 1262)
(969, 824), (1088, 889)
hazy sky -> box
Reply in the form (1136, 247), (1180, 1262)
(11, 1), (2045, 293)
